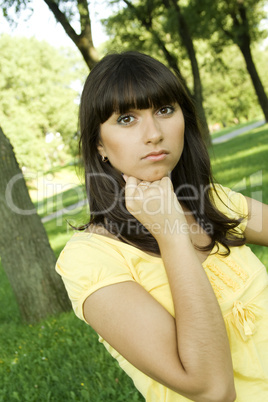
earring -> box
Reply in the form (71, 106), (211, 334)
(102, 156), (108, 162)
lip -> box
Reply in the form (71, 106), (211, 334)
(142, 149), (168, 161)
(142, 150), (169, 161)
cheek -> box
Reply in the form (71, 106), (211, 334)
(172, 121), (184, 145)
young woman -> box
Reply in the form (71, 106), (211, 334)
(56, 51), (268, 401)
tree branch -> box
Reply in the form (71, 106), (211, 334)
(43, 0), (98, 69)
(77, 0), (91, 32)
(43, 0), (79, 43)
(122, 0), (190, 93)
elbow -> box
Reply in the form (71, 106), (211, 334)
(219, 386), (236, 402)
(198, 381), (236, 402)
(184, 374), (236, 402)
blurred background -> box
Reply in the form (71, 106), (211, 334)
(0, 0), (267, 400)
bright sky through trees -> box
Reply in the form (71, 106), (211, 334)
(0, 0), (109, 48)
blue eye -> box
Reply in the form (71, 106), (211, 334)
(157, 106), (175, 115)
(117, 114), (135, 125)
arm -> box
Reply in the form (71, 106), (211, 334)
(244, 196), (268, 246)
(84, 177), (236, 402)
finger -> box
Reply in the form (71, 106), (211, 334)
(122, 174), (129, 182)
(160, 176), (174, 191)
(138, 181), (151, 189)
(125, 176), (139, 198)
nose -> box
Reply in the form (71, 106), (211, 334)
(143, 113), (163, 144)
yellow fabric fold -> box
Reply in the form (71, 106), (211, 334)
(232, 301), (256, 341)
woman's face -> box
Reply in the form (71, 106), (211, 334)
(97, 103), (185, 182)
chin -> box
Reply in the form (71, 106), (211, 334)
(139, 172), (170, 182)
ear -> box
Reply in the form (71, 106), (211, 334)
(97, 142), (106, 159)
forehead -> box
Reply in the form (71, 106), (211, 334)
(97, 73), (181, 123)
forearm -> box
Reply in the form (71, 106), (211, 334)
(124, 176), (235, 400)
(158, 233), (235, 400)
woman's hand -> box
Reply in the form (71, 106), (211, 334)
(124, 175), (188, 242)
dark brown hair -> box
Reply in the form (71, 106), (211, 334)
(78, 51), (246, 255)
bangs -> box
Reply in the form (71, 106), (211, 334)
(94, 55), (183, 123)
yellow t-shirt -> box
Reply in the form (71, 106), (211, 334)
(56, 186), (268, 401)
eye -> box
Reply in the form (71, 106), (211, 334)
(117, 114), (135, 125)
(157, 105), (175, 116)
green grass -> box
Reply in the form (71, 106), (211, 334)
(34, 184), (86, 219)
(0, 305), (143, 401)
(0, 258), (144, 401)
(0, 123), (268, 401)
(210, 123), (268, 267)
(0, 177), (144, 400)
(28, 160), (85, 219)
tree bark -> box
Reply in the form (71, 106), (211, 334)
(43, 0), (99, 70)
(239, 42), (268, 122)
(0, 127), (71, 323)
(170, 0), (211, 145)
(232, 3), (268, 122)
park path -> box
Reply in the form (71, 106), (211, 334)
(41, 120), (266, 223)
(41, 199), (87, 223)
(212, 119), (266, 144)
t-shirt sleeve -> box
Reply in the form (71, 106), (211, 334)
(210, 184), (248, 233)
(55, 234), (135, 322)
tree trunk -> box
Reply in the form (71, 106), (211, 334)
(0, 127), (71, 323)
(152, 33), (192, 97)
(122, 0), (192, 97)
(43, 0), (99, 70)
(239, 41), (268, 122)
(170, 0), (211, 145)
(231, 2), (268, 122)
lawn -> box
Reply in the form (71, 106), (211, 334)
(0, 123), (267, 401)
(210, 123), (268, 267)
(0, 237), (144, 402)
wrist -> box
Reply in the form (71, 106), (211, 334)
(152, 218), (189, 241)
(156, 230), (192, 251)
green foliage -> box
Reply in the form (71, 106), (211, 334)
(200, 44), (268, 126)
(101, 1), (186, 63)
(101, 3), (157, 54)
(102, 0), (268, 126)
(188, 0), (268, 45)
(0, 34), (87, 171)
(1, 0), (76, 26)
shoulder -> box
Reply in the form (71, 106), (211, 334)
(209, 184), (248, 220)
(244, 196), (268, 246)
(55, 230), (136, 321)
(56, 229), (127, 270)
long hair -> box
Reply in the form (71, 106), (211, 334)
(78, 51), (245, 255)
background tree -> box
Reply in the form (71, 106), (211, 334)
(2, 0), (99, 69)
(189, 0), (268, 122)
(0, 126), (71, 323)
(2, 0), (267, 128)
(0, 34), (88, 322)
(199, 43), (267, 126)
(164, 0), (210, 141)
(1, 0), (211, 142)
(0, 35), (87, 171)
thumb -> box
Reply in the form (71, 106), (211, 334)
(122, 174), (129, 182)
